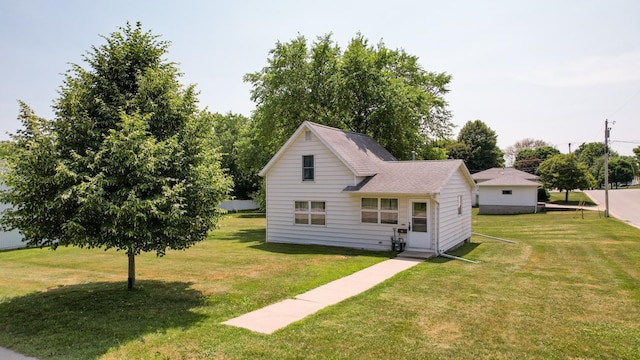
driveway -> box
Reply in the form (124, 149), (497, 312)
(583, 189), (640, 229)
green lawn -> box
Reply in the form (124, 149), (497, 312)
(548, 191), (597, 206)
(1, 210), (640, 359)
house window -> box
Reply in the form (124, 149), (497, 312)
(361, 198), (398, 224)
(361, 198), (378, 223)
(295, 201), (325, 225)
(502, 190), (512, 195)
(304, 130), (312, 141)
(302, 155), (314, 181)
(457, 195), (462, 215)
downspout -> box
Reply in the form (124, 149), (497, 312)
(264, 176), (269, 240)
(433, 194), (440, 256)
(440, 253), (479, 264)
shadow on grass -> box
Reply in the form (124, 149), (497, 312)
(212, 228), (265, 243)
(0, 281), (206, 359)
(548, 200), (596, 206)
(250, 242), (392, 258)
(448, 242), (481, 257)
(234, 212), (266, 219)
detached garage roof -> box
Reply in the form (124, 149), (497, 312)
(479, 176), (541, 187)
(472, 168), (540, 182)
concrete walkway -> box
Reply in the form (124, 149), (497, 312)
(0, 347), (37, 360)
(223, 254), (430, 334)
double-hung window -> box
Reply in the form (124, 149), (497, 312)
(294, 201), (326, 225)
(361, 198), (398, 224)
(302, 155), (314, 181)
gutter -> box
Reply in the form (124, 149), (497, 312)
(440, 253), (479, 264)
(433, 194), (440, 256)
(471, 232), (518, 244)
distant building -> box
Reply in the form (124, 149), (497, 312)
(472, 168), (541, 214)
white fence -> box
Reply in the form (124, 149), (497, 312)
(0, 199), (260, 250)
(0, 200), (25, 250)
(218, 200), (261, 211)
(0, 229), (24, 250)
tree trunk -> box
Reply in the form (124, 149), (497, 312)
(128, 251), (135, 290)
(565, 190), (569, 203)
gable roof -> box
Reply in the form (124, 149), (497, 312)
(343, 160), (474, 195)
(478, 176), (541, 187)
(471, 167), (540, 182)
(259, 121), (475, 195)
(259, 121), (396, 177)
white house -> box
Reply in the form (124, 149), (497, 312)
(258, 121), (476, 254)
(0, 190), (25, 250)
(471, 168), (541, 214)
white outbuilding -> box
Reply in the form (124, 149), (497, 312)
(472, 168), (541, 214)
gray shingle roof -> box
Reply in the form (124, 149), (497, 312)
(471, 167), (540, 182)
(343, 160), (467, 194)
(478, 176), (541, 187)
(306, 122), (396, 175)
(260, 121), (474, 194)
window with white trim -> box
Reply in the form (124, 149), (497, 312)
(302, 155), (314, 181)
(502, 190), (512, 195)
(457, 195), (462, 215)
(294, 201), (325, 225)
(361, 198), (398, 224)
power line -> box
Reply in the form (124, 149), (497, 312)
(609, 87), (640, 117)
(611, 140), (640, 144)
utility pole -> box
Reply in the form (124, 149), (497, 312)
(604, 119), (610, 218)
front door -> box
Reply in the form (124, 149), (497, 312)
(408, 200), (430, 250)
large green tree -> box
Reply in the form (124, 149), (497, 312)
(243, 33), (453, 168)
(574, 142), (618, 169)
(503, 138), (552, 167)
(589, 155), (636, 188)
(608, 156), (636, 188)
(538, 154), (596, 202)
(0, 23), (231, 290)
(0, 140), (11, 159)
(514, 146), (560, 174)
(448, 120), (504, 172)
(207, 111), (260, 199)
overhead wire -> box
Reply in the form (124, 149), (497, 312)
(608, 87), (640, 118)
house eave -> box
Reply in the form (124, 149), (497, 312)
(343, 190), (439, 197)
(259, 121), (370, 178)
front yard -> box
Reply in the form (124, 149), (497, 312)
(1, 210), (639, 359)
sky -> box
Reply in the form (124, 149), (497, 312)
(1, 0), (639, 157)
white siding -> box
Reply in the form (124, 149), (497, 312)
(0, 200), (25, 250)
(264, 131), (396, 251)
(479, 186), (537, 206)
(437, 168), (473, 253)
(218, 200), (260, 211)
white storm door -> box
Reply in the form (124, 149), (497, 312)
(408, 200), (430, 250)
